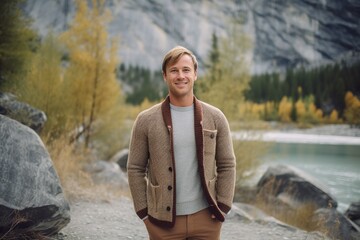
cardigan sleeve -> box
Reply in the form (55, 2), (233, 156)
(127, 113), (149, 219)
(214, 111), (236, 214)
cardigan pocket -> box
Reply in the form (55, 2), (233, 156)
(147, 182), (161, 213)
(203, 129), (217, 155)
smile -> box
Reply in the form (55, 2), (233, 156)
(175, 82), (188, 85)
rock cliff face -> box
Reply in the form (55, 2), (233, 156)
(250, 0), (360, 72)
(22, 0), (360, 73)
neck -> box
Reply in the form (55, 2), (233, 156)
(169, 94), (194, 107)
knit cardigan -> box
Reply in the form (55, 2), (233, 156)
(127, 96), (236, 228)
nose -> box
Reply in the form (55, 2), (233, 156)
(178, 70), (185, 79)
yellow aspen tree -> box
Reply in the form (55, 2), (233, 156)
(253, 103), (263, 118)
(278, 96), (292, 122)
(344, 91), (360, 126)
(61, 0), (123, 150)
(266, 101), (278, 121)
(345, 91), (355, 106)
(244, 102), (260, 120)
(18, 33), (65, 137)
(315, 109), (323, 122)
(295, 99), (306, 122)
(328, 109), (340, 123)
(302, 95), (323, 124)
(237, 102), (247, 118)
(308, 102), (317, 115)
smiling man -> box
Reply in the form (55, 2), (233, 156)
(127, 46), (236, 240)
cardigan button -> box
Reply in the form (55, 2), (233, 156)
(166, 206), (171, 211)
(168, 167), (172, 172)
(210, 133), (215, 139)
(168, 186), (172, 190)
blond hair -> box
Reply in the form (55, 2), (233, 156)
(162, 46), (198, 73)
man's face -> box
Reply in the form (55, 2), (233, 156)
(163, 54), (197, 100)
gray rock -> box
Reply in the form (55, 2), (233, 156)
(255, 165), (360, 238)
(0, 115), (70, 237)
(312, 208), (360, 240)
(0, 92), (47, 133)
(84, 160), (128, 188)
(257, 164), (337, 209)
(109, 148), (129, 171)
(345, 202), (360, 226)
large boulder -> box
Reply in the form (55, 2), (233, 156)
(84, 160), (128, 188)
(256, 164), (337, 209)
(109, 148), (129, 171)
(0, 92), (47, 133)
(0, 115), (70, 238)
(256, 165), (360, 239)
(345, 202), (360, 227)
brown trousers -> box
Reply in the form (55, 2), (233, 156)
(144, 208), (222, 240)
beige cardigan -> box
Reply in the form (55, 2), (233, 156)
(127, 96), (236, 228)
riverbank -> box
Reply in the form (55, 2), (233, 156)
(233, 124), (360, 145)
(279, 124), (360, 137)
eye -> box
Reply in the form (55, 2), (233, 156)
(183, 68), (190, 72)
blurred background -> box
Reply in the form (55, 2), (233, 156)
(1, 0), (359, 235)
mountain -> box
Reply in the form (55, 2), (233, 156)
(22, 0), (360, 74)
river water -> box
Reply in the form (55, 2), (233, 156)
(260, 142), (360, 213)
(233, 131), (360, 213)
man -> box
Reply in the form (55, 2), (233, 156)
(127, 46), (236, 239)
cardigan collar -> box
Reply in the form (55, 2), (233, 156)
(161, 95), (203, 129)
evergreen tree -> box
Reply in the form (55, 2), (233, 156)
(0, 0), (37, 89)
(117, 64), (166, 105)
(272, 73), (281, 102)
(197, 31), (220, 95)
(208, 31), (220, 83)
(245, 59), (360, 120)
(198, 24), (252, 120)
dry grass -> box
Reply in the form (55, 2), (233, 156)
(255, 199), (319, 231)
(46, 135), (129, 203)
(0, 232), (48, 240)
(254, 195), (338, 238)
(0, 211), (51, 240)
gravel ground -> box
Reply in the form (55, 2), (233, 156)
(54, 197), (329, 240)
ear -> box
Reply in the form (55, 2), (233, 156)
(194, 70), (197, 81)
(162, 71), (167, 82)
